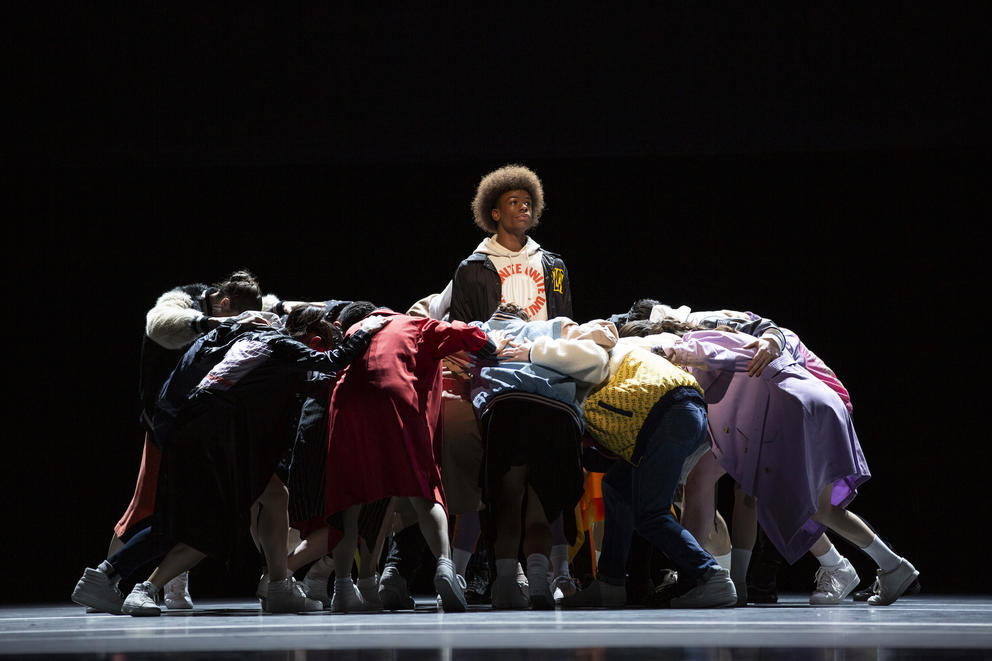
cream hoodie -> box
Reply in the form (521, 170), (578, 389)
(476, 235), (549, 321)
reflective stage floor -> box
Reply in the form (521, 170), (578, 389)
(2, 594), (990, 660)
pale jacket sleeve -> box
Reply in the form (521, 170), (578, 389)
(145, 289), (207, 349)
(529, 336), (610, 385)
(657, 330), (754, 373)
(558, 318), (619, 351)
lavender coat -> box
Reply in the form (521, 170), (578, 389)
(657, 330), (870, 564)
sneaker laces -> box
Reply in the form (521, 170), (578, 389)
(814, 566), (841, 594)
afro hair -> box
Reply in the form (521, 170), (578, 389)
(471, 164), (545, 233)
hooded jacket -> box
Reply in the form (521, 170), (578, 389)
(449, 236), (572, 323)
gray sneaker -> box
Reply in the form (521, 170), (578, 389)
(378, 565), (415, 610)
(670, 566), (738, 609)
(560, 579), (627, 609)
(810, 558), (860, 605)
(331, 580), (377, 613)
(434, 557), (468, 612)
(357, 575), (383, 611)
(868, 559), (919, 606)
(303, 575), (331, 608)
(122, 581), (163, 616)
(71, 566), (124, 615)
(265, 577), (322, 613)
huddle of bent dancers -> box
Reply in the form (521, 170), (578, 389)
(71, 164), (919, 616)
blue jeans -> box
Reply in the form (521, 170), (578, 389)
(597, 398), (717, 585)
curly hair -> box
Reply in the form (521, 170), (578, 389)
(471, 164), (545, 233)
(496, 302), (530, 321)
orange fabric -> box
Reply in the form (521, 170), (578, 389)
(569, 471), (606, 564)
(114, 433), (161, 538)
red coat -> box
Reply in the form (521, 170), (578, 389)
(324, 310), (489, 515)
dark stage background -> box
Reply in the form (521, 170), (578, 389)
(5, 5), (989, 603)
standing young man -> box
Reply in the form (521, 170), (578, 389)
(449, 164), (572, 323)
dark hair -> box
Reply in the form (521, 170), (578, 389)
(496, 302), (530, 321)
(619, 318), (737, 339)
(287, 305), (343, 346)
(626, 298), (661, 322)
(336, 301), (378, 331)
(471, 164), (546, 233)
(215, 269), (263, 313)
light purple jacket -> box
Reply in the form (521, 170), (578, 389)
(654, 330), (870, 564)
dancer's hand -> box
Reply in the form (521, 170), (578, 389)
(744, 337), (781, 376)
(360, 315), (390, 333)
(499, 339), (533, 362)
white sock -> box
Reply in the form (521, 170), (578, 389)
(334, 577), (358, 594)
(814, 544), (844, 568)
(860, 535), (901, 572)
(496, 558), (518, 577)
(452, 548), (473, 577)
(525, 553), (549, 591)
(713, 552), (732, 570)
(550, 544), (570, 578)
(730, 548), (752, 590)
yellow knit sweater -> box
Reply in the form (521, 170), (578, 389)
(583, 347), (703, 463)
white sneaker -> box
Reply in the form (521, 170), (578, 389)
(122, 581), (162, 616)
(331, 580), (377, 613)
(255, 573), (269, 609)
(490, 574), (529, 610)
(868, 558), (919, 606)
(810, 558), (860, 605)
(378, 565), (415, 610)
(164, 571), (193, 609)
(71, 566), (124, 614)
(302, 575), (331, 608)
(434, 557), (468, 612)
(265, 577), (322, 613)
(670, 566), (738, 609)
(357, 575), (382, 611)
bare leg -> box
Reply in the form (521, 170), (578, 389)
(522, 485), (551, 558)
(493, 465), (528, 561)
(254, 475), (291, 581)
(287, 526), (329, 575)
(331, 506), (361, 578)
(106, 533), (124, 558)
(147, 543), (206, 589)
(809, 533), (833, 557)
(249, 502), (262, 553)
(409, 497), (451, 560)
(810, 484), (874, 548)
(712, 510), (732, 557)
(731, 485), (758, 550)
(681, 451), (728, 556)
